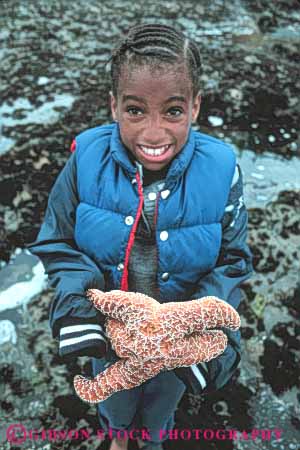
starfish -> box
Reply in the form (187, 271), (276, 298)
(73, 290), (241, 403)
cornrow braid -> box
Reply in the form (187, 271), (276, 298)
(110, 23), (202, 97)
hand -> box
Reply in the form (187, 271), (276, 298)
(73, 290), (240, 403)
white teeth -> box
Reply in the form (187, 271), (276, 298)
(140, 145), (170, 156)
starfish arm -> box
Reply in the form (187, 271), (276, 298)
(163, 330), (228, 368)
(192, 297), (241, 331)
(86, 289), (157, 322)
(73, 356), (164, 403)
(105, 318), (137, 358)
(160, 297), (240, 335)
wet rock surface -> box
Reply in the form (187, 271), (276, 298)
(0, 1), (299, 449)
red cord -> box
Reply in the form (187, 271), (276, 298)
(120, 173), (144, 291)
(70, 139), (76, 153)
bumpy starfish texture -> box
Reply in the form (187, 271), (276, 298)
(74, 290), (241, 403)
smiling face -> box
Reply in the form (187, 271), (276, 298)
(110, 64), (201, 171)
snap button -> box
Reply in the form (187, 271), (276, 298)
(160, 231), (169, 241)
(148, 192), (157, 201)
(131, 179), (137, 185)
(161, 189), (170, 199)
(117, 263), (124, 271)
(125, 216), (134, 225)
(161, 272), (169, 281)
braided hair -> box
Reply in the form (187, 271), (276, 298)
(110, 24), (202, 98)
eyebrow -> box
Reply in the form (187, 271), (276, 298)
(165, 96), (187, 104)
(122, 95), (187, 104)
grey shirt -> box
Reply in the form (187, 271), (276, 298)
(128, 172), (165, 300)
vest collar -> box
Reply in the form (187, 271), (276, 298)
(110, 122), (196, 180)
(110, 123), (137, 176)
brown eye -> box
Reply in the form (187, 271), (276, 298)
(127, 106), (143, 116)
(167, 107), (183, 117)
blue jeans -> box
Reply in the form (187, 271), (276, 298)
(92, 351), (186, 444)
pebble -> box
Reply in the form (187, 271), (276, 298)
(251, 172), (265, 180)
(0, 320), (17, 345)
(13, 190), (32, 207)
(244, 55), (261, 64)
(4, 209), (20, 232)
(33, 156), (50, 170)
(256, 195), (268, 201)
(289, 142), (298, 151)
(208, 115), (224, 127)
(229, 88), (243, 100)
(37, 76), (50, 86)
(268, 135), (276, 143)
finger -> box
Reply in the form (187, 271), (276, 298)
(86, 289), (157, 322)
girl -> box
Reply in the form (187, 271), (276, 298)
(27, 24), (252, 450)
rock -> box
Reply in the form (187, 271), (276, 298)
(12, 190), (32, 207)
(0, 250), (47, 312)
(0, 320), (17, 345)
(0, 1), (300, 448)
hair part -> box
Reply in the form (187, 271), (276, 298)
(109, 24), (202, 98)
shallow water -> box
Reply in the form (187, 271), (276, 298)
(0, 1), (299, 449)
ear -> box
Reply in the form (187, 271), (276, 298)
(110, 91), (118, 121)
(191, 91), (201, 123)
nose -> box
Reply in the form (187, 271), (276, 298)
(141, 114), (168, 145)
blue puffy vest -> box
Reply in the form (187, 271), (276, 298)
(74, 123), (236, 301)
